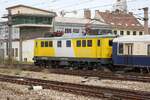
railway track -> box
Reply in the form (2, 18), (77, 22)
(47, 68), (150, 83)
(0, 74), (149, 100)
(1, 64), (150, 83)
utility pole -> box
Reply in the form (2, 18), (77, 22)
(143, 7), (149, 35)
(7, 9), (13, 64)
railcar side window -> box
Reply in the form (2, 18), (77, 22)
(82, 40), (86, 47)
(66, 40), (71, 47)
(45, 41), (48, 47)
(41, 41), (44, 47)
(97, 40), (101, 46)
(77, 40), (81, 47)
(49, 41), (53, 47)
(109, 40), (113, 46)
(147, 45), (150, 56)
(87, 40), (92, 47)
(118, 43), (123, 54)
(57, 41), (62, 47)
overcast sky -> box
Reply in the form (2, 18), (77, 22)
(0, 0), (150, 25)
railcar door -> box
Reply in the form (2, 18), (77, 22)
(124, 43), (133, 65)
(96, 39), (102, 58)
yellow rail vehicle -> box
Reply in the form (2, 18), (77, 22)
(33, 35), (115, 68)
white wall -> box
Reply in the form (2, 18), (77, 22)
(3, 39), (34, 62)
(22, 40), (34, 62)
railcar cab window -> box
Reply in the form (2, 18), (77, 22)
(82, 40), (86, 47)
(41, 41), (44, 47)
(87, 40), (92, 47)
(57, 41), (62, 47)
(118, 43), (123, 54)
(66, 40), (71, 47)
(109, 40), (113, 46)
(76, 40), (81, 47)
(45, 41), (48, 47)
(97, 40), (101, 46)
(35, 42), (38, 47)
(49, 41), (53, 47)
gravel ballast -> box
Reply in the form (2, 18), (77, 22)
(0, 68), (150, 92)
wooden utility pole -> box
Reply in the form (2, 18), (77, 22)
(143, 7), (149, 35)
(7, 9), (13, 64)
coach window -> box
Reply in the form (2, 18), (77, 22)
(76, 40), (81, 47)
(109, 40), (113, 46)
(45, 41), (48, 47)
(118, 43), (123, 54)
(97, 40), (101, 46)
(87, 40), (92, 47)
(66, 40), (71, 47)
(41, 41), (44, 47)
(147, 45), (150, 56)
(82, 40), (86, 47)
(57, 41), (62, 47)
(49, 41), (53, 47)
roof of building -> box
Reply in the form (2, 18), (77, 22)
(6, 4), (56, 15)
(55, 17), (109, 26)
(113, 35), (150, 42)
(36, 34), (116, 40)
(98, 11), (144, 31)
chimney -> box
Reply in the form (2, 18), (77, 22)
(95, 10), (100, 19)
(129, 12), (133, 15)
(84, 9), (91, 19)
(143, 7), (149, 35)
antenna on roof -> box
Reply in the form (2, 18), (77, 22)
(60, 10), (77, 17)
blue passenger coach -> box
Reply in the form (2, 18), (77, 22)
(112, 35), (150, 68)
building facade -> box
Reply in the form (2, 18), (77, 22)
(1, 5), (56, 62)
(95, 10), (144, 36)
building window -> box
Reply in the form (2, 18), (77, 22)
(87, 40), (92, 47)
(148, 45), (150, 56)
(82, 40), (86, 47)
(6, 42), (8, 56)
(12, 48), (14, 57)
(15, 48), (18, 57)
(120, 31), (124, 35)
(57, 41), (62, 47)
(49, 41), (53, 47)
(45, 41), (48, 47)
(127, 31), (130, 35)
(114, 30), (117, 35)
(65, 28), (71, 33)
(73, 29), (79, 33)
(109, 40), (113, 46)
(97, 40), (101, 47)
(133, 31), (136, 35)
(41, 41), (44, 47)
(66, 40), (71, 47)
(139, 32), (143, 35)
(76, 40), (81, 47)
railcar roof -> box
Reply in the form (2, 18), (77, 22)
(113, 35), (150, 42)
(36, 34), (116, 40)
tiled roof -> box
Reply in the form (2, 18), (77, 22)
(98, 11), (144, 31)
